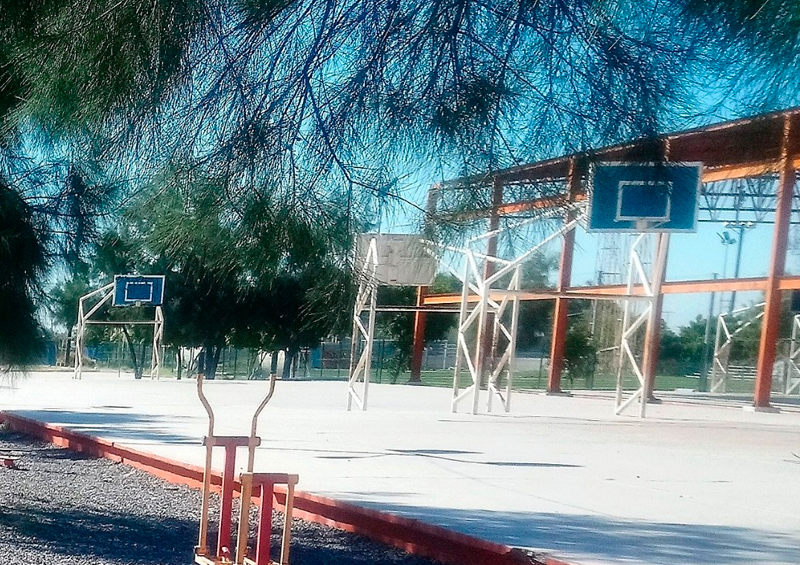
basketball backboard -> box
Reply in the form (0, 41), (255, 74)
(356, 234), (437, 286)
(113, 275), (166, 306)
(587, 162), (702, 232)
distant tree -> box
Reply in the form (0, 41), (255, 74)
(50, 276), (91, 367)
(516, 252), (558, 351)
(563, 323), (597, 387)
(0, 183), (46, 367)
(4, 0), (800, 370)
(375, 274), (460, 382)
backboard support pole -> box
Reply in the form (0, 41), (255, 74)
(642, 233), (670, 399)
(615, 233), (668, 418)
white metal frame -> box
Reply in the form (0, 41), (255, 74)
(74, 282), (165, 380)
(786, 314), (800, 394)
(346, 236), (460, 411)
(709, 302), (765, 393)
(451, 218), (579, 414)
(614, 233), (670, 417)
(347, 238), (379, 411)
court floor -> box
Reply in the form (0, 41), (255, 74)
(2, 371), (799, 565)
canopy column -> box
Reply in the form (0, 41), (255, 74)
(548, 160), (580, 393)
(409, 286), (428, 382)
(754, 116), (798, 409)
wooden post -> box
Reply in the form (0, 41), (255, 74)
(548, 160), (580, 393)
(754, 115), (797, 408)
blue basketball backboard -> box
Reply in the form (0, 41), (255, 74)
(113, 275), (165, 307)
(587, 162), (701, 232)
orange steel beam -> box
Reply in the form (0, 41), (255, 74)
(423, 275), (800, 305)
(443, 107), (800, 190)
(435, 110), (800, 224)
(439, 154), (800, 220)
(754, 117), (797, 408)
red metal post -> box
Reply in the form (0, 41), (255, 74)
(256, 482), (275, 565)
(754, 116), (797, 407)
(218, 443), (238, 556)
(548, 161), (580, 393)
(409, 286), (429, 382)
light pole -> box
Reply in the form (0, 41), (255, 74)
(700, 273), (718, 392)
(718, 230), (736, 313)
(724, 220), (755, 313)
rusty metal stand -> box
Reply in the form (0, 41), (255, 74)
(194, 372), (298, 565)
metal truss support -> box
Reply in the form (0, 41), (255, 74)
(347, 238), (378, 411)
(785, 314), (800, 394)
(74, 283), (113, 379)
(74, 282), (164, 380)
(150, 306), (165, 379)
(710, 303), (765, 393)
(452, 218), (579, 414)
(614, 233), (670, 418)
(487, 267), (521, 413)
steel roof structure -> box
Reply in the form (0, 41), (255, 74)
(415, 107), (800, 411)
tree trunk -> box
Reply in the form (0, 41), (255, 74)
(203, 343), (221, 380)
(64, 328), (73, 367)
(270, 350), (279, 376)
(122, 326), (144, 380)
(175, 348), (183, 380)
(282, 347), (298, 379)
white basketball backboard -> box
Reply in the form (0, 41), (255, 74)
(587, 162), (701, 232)
(356, 234), (437, 286)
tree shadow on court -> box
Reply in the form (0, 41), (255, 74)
(294, 446), (582, 468)
(0, 505), (198, 563)
(0, 504), (440, 565)
(344, 503), (800, 565)
(10, 409), (200, 445)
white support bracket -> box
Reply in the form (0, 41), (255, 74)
(452, 217), (580, 415)
(614, 233), (669, 418)
(74, 282), (164, 380)
(786, 314), (800, 394)
(709, 303), (765, 393)
(347, 238), (378, 411)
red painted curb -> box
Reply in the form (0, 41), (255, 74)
(1, 411), (571, 565)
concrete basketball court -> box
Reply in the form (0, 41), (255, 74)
(1, 371), (799, 565)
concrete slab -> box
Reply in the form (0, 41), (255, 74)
(2, 371), (799, 565)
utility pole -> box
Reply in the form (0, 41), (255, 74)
(700, 273), (718, 392)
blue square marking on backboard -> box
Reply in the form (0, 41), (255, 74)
(113, 275), (165, 306)
(588, 162), (701, 232)
(125, 282), (154, 302)
(616, 181), (671, 222)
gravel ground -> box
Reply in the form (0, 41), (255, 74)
(0, 428), (443, 565)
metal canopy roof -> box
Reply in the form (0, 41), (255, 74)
(444, 106), (800, 190)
